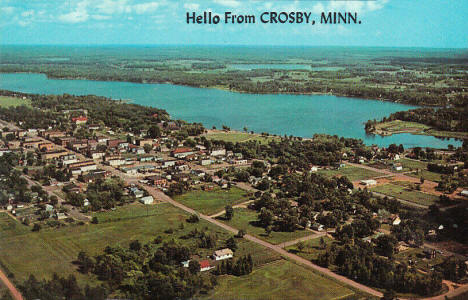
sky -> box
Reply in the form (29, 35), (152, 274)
(0, 0), (467, 48)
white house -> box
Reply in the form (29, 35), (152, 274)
(139, 196), (154, 205)
(460, 190), (468, 197)
(213, 248), (234, 261)
(181, 260), (190, 268)
(200, 159), (212, 166)
(312, 223), (324, 232)
(108, 159), (126, 167)
(211, 149), (226, 157)
(392, 163), (403, 171)
(360, 179), (377, 187)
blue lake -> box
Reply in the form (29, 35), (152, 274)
(0, 73), (461, 148)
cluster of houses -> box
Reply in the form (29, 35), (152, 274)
(181, 248), (234, 272)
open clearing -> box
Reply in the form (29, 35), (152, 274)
(399, 158), (444, 182)
(219, 208), (311, 245)
(285, 235), (334, 261)
(174, 186), (250, 215)
(0, 204), (276, 285)
(375, 120), (468, 139)
(204, 259), (356, 300)
(371, 182), (439, 206)
(319, 165), (383, 182)
(0, 96), (31, 108)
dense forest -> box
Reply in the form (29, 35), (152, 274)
(0, 90), (171, 131)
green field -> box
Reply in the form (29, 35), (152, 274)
(174, 186), (250, 215)
(205, 131), (279, 144)
(399, 158), (443, 182)
(375, 120), (468, 139)
(0, 204), (276, 285)
(220, 208), (311, 245)
(285, 235), (334, 261)
(372, 183), (439, 206)
(376, 120), (430, 132)
(206, 260), (356, 300)
(0, 96), (31, 108)
(318, 165), (383, 182)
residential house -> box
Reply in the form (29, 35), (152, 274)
(210, 149), (226, 157)
(199, 260), (213, 272)
(139, 196), (154, 205)
(72, 116), (88, 125)
(311, 223), (324, 232)
(360, 179), (377, 187)
(172, 147), (195, 159)
(213, 248), (233, 261)
(137, 139), (154, 147)
(146, 175), (168, 187)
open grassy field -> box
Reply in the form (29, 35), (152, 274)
(372, 183), (439, 206)
(399, 158), (444, 182)
(318, 165), (383, 182)
(375, 120), (468, 139)
(205, 259), (357, 300)
(204, 131), (279, 144)
(394, 247), (445, 273)
(0, 203), (277, 285)
(376, 120), (430, 133)
(285, 235), (334, 261)
(219, 208), (311, 245)
(0, 96), (31, 108)
(174, 186), (250, 215)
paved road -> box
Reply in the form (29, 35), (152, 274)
(23, 176), (90, 222)
(140, 184), (384, 298)
(0, 268), (23, 300)
(3, 119), (465, 299)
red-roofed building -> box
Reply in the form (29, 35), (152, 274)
(199, 260), (213, 272)
(72, 116), (88, 125)
(171, 147), (195, 158)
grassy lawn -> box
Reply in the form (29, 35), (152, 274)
(0, 96), (31, 108)
(318, 165), (383, 182)
(372, 183), (439, 206)
(205, 259), (356, 300)
(205, 131), (279, 144)
(219, 208), (311, 245)
(0, 204), (274, 285)
(174, 186), (250, 215)
(285, 235), (334, 261)
(394, 248), (445, 273)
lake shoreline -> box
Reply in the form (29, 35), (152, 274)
(0, 71), (429, 108)
(0, 72), (461, 149)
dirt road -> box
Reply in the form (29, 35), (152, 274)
(277, 232), (326, 249)
(0, 268), (23, 300)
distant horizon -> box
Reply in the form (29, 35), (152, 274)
(1, 44), (468, 50)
